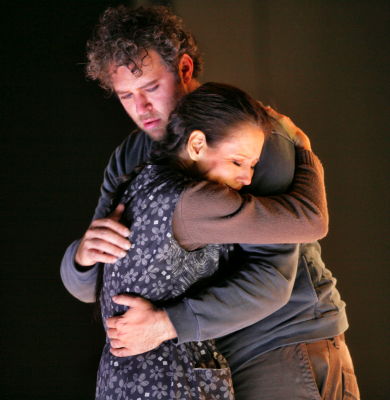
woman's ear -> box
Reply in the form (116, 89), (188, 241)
(187, 130), (207, 161)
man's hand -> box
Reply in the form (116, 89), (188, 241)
(75, 204), (131, 267)
(106, 295), (177, 357)
(265, 106), (312, 151)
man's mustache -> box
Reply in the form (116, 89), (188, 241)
(139, 113), (159, 122)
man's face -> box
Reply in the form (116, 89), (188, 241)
(110, 50), (184, 141)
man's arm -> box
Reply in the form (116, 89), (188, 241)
(107, 243), (299, 355)
(60, 205), (129, 303)
(60, 131), (153, 302)
(166, 114), (320, 342)
(60, 240), (98, 303)
(166, 243), (299, 342)
(106, 113), (328, 356)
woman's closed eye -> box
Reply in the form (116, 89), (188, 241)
(232, 160), (258, 169)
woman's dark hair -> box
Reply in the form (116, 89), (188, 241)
(152, 82), (271, 162)
(86, 5), (202, 91)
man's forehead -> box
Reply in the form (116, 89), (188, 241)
(115, 78), (159, 95)
(110, 51), (169, 91)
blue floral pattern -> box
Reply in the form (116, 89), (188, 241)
(96, 164), (234, 399)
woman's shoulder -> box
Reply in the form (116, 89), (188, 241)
(121, 163), (194, 203)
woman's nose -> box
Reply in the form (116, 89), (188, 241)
(237, 169), (253, 186)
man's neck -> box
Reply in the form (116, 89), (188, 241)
(187, 79), (201, 93)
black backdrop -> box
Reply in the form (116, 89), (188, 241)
(1, 0), (389, 398)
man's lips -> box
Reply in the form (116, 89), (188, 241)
(142, 118), (161, 129)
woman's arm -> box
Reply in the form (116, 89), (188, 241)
(173, 109), (327, 249)
(174, 148), (328, 249)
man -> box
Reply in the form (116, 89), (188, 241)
(61, 5), (359, 399)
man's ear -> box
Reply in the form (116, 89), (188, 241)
(178, 54), (194, 86)
(187, 130), (207, 161)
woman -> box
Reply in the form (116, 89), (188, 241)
(95, 83), (324, 399)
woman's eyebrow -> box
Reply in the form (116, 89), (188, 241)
(229, 153), (251, 159)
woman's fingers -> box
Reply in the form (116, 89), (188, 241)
(264, 106), (311, 150)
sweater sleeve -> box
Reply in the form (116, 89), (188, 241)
(166, 142), (327, 344)
(166, 243), (299, 343)
(60, 240), (98, 303)
(172, 149), (328, 250)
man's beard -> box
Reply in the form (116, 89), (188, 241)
(141, 81), (186, 141)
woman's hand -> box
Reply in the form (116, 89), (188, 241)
(264, 106), (312, 151)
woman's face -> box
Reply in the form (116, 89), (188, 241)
(197, 122), (265, 190)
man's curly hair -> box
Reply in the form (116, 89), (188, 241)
(86, 5), (203, 92)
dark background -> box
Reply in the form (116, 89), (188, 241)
(1, 0), (389, 398)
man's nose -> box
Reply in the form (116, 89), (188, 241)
(134, 94), (152, 115)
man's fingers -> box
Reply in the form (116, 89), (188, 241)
(84, 235), (129, 255)
(89, 218), (130, 238)
(106, 327), (118, 339)
(109, 346), (146, 357)
(106, 316), (119, 329)
(84, 227), (131, 251)
(112, 295), (152, 309)
(74, 207), (131, 267)
(110, 347), (131, 357)
(78, 237), (129, 265)
(76, 238), (125, 267)
(108, 203), (125, 222)
(86, 249), (122, 264)
(110, 339), (124, 349)
(110, 345), (155, 357)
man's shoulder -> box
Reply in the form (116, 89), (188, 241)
(118, 128), (152, 150)
(247, 130), (296, 195)
(104, 128), (154, 179)
(112, 129), (153, 161)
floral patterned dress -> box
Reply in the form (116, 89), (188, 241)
(96, 164), (234, 400)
